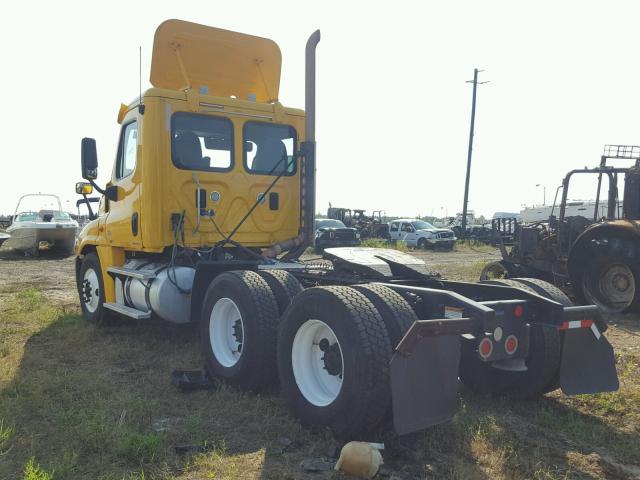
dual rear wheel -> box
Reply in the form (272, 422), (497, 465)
(200, 273), (416, 438)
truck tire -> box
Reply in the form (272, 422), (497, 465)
(482, 278), (538, 293)
(78, 252), (112, 325)
(351, 283), (417, 348)
(201, 270), (280, 391)
(511, 278), (573, 306)
(511, 277), (573, 393)
(479, 261), (511, 281)
(579, 239), (639, 313)
(460, 278), (561, 398)
(417, 238), (428, 250)
(257, 270), (304, 315)
(277, 286), (392, 439)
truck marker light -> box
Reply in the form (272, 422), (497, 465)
(493, 326), (503, 342)
(479, 338), (493, 359)
(514, 304), (524, 318)
(504, 335), (518, 355)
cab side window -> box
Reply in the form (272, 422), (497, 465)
(116, 121), (138, 179)
(390, 222), (399, 232)
(401, 222), (414, 232)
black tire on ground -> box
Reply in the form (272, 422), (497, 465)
(578, 239), (640, 313)
(77, 252), (112, 325)
(277, 286), (392, 439)
(417, 238), (428, 250)
(351, 283), (417, 348)
(510, 277), (573, 393)
(459, 278), (561, 398)
(256, 270), (304, 315)
(201, 270), (280, 391)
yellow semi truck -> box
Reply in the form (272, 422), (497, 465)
(75, 20), (619, 438)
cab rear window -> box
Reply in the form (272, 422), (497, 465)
(171, 113), (234, 172)
(243, 122), (297, 175)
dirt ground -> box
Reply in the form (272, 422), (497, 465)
(0, 243), (639, 479)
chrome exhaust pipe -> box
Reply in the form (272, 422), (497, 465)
(302, 30), (320, 250)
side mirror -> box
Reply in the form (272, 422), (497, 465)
(81, 137), (98, 180)
(75, 182), (93, 195)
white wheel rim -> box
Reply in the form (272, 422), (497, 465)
(82, 268), (100, 313)
(210, 298), (244, 368)
(292, 319), (344, 407)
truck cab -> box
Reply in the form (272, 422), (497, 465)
(76, 20), (313, 310)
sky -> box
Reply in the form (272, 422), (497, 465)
(1, 0), (639, 219)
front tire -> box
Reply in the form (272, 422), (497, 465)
(277, 286), (392, 439)
(201, 271), (280, 391)
(77, 252), (111, 325)
(417, 238), (428, 250)
(480, 261), (510, 281)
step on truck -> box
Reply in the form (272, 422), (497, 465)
(75, 20), (619, 438)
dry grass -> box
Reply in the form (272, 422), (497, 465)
(1, 278), (639, 479)
(432, 260), (487, 282)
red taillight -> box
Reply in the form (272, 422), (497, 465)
(479, 338), (493, 359)
(505, 335), (518, 355)
(514, 305), (524, 318)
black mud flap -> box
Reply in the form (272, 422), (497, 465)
(560, 328), (619, 395)
(390, 335), (460, 435)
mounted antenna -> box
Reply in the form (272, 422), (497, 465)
(138, 46), (145, 114)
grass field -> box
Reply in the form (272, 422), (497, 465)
(0, 250), (639, 479)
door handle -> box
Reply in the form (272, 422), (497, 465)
(131, 212), (139, 236)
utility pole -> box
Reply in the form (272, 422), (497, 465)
(461, 68), (488, 238)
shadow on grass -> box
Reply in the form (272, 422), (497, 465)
(1, 307), (638, 479)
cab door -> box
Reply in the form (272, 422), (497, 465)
(400, 222), (417, 245)
(104, 121), (142, 249)
(389, 222), (400, 241)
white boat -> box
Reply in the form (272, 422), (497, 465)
(520, 200), (623, 224)
(5, 194), (78, 255)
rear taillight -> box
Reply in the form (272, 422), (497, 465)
(478, 338), (493, 359)
(505, 335), (518, 355)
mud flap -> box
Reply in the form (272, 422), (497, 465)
(560, 328), (619, 395)
(390, 335), (460, 435)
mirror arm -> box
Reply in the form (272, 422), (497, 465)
(82, 193), (97, 220)
(88, 179), (106, 196)
(86, 180), (118, 202)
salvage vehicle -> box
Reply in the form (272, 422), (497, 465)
(74, 20), (618, 439)
(481, 145), (640, 313)
(314, 218), (360, 252)
(389, 218), (456, 250)
(327, 206), (389, 238)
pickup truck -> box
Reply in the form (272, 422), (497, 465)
(389, 219), (456, 250)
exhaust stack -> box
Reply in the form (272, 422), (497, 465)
(301, 30), (320, 251)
